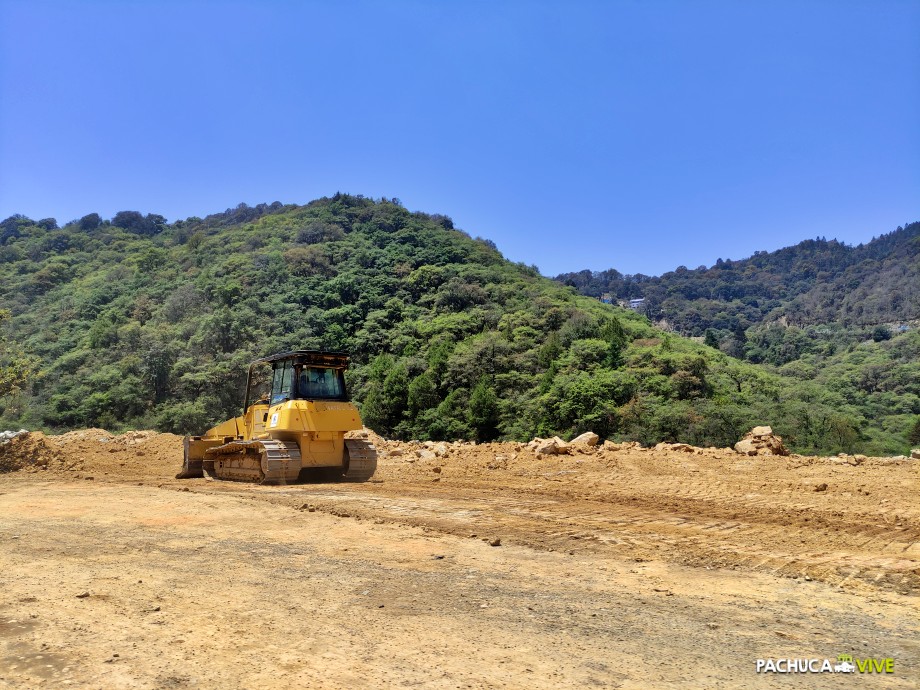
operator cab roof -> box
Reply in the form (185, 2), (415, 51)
(254, 350), (350, 367)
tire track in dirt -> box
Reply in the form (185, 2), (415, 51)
(223, 475), (919, 595)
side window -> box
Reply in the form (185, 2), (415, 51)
(270, 361), (293, 404)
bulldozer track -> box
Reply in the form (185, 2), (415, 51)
(343, 439), (377, 482)
(206, 439), (302, 485)
(275, 480), (919, 594)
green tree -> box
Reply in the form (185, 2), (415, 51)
(909, 416), (920, 446)
(704, 329), (719, 349)
(468, 377), (499, 442)
(361, 358), (409, 436)
(0, 310), (33, 398)
(872, 325), (891, 342)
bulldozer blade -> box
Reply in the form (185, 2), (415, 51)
(175, 437), (205, 479)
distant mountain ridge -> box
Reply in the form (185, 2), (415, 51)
(556, 221), (920, 336)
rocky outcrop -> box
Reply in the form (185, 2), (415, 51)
(734, 426), (788, 456)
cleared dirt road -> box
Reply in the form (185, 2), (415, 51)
(0, 430), (918, 688)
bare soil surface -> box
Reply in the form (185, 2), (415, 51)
(1, 430), (918, 688)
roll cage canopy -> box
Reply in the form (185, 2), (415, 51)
(253, 350), (350, 367)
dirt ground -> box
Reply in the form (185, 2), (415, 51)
(1, 430), (918, 688)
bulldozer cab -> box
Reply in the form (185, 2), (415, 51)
(244, 350), (350, 412)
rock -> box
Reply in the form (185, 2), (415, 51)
(734, 441), (757, 456)
(602, 440), (619, 451)
(433, 443), (449, 457)
(533, 439), (557, 455)
(734, 427), (788, 456)
(417, 449), (437, 461)
(0, 429), (29, 445)
(530, 436), (572, 455)
(551, 437), (572, 454)
(814, 483), (828, 492)
(570, 432), (599, 447)
(488, 537), (501, 547)
(911, 449), (920, 460)
(76, 592), (90, 598)
(431, 466), (441, 474)
(387, 447), (404, 457)
(654, 442), (694, 453)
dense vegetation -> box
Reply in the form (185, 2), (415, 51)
(557, 222), (920, 347)
(0, 197), (917, 455)
(555, 223), (920, 455)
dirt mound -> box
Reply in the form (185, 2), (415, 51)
(6, 429), (187, 479)
(0, 431), (63, 473)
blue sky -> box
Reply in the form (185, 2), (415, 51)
(1, 0), (917, 276)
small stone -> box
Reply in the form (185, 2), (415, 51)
(814, 483), (828, 492)
(76, 592), (90, 599)
(84, 476), (94, 481)
(431, 466), (442, 474)
(488, 537), (501, 547)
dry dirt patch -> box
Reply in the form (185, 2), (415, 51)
(1, 430), (918, 687)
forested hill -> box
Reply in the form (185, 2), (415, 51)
(0, 196), (917, 455)
(556, 221), (920, 336)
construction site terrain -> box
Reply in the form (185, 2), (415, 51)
(1, 429), (918, 688)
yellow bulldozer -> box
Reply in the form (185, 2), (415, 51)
(176, 350), (376, 484)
